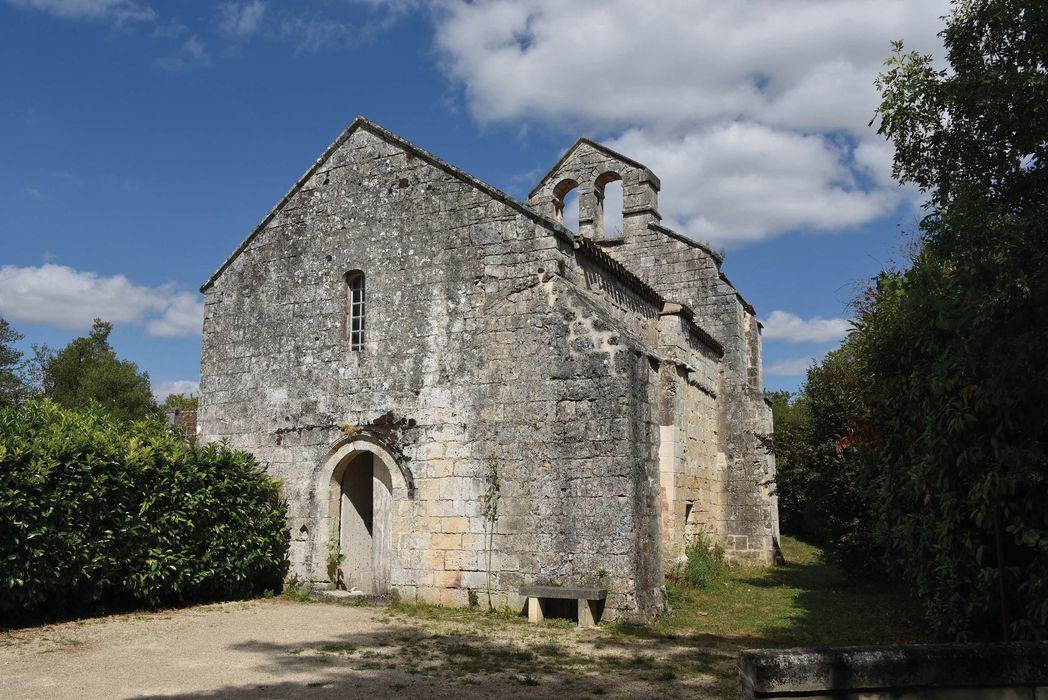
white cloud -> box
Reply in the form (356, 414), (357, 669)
(156, 35), (211, 71)
(761, 310), (850, 344)
(152, 379), (199, 400)
(8, 0), (154, 23)
(764, 356), (817, 377)
(431, 0), (950, 244)
(0, 264), (203, 337)
(854, 137), (899, 188)
(277, 15), (361, 52)
(434, 0), (946, 131)
(210, 1), (417, 53)
(218, 0), (266, 39)
(606, 125), (900, 243)
(146, 293), (204, 337)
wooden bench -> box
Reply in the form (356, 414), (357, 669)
(519, 585), (608, 628)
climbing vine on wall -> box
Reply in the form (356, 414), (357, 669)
(481, 450), (501, 611)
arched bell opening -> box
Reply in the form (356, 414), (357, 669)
(595, 170), (624, 241)
(553, 178), (580, 232)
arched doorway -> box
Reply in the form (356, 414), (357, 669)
(316, 434), (410, 595)
(334, 451), (393, 593)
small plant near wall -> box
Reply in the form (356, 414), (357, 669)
(283, 575), (312, 602)
(672, 534), (726, 589)
(481, 450), (501, 611)
(326, 534), (346, 590)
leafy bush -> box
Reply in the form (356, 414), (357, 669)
(850, 0), (1048, 641)
(675, 535), (726, 588)
(0, 399), (288, 624)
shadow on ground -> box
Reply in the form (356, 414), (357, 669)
(131, 615), (739, 699)
(641, 538), (932, 650)
(131, 540), (929, 699)
(743, 556), (929, 647)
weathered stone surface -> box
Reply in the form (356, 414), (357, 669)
(198, 117), (779, 622)
(738, 643), (1048, 699)
(528, 139), (780, 564)
(519, 586), (608, 600)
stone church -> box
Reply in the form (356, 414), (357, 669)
(198, 117), (779, 620)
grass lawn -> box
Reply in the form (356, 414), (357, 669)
(622, 535), (933, 648)
(360, 536), (933, 696)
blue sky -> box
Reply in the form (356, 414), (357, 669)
(0, 0), (948, 397)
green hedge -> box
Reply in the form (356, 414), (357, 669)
(0, 400), (288, 623)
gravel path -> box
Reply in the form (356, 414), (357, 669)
(0, 598), (738, 699)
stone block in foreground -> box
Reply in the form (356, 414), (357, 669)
(739, 643), (1048, 699)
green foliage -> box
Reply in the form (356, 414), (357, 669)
(160, 393), (199, 412)
(43, 319), (158, 422)
(849, 0), (1048, 640)
(282, 575), (313, 602)
(674, 535), (726, 589)
(763, 390), (814, 539)
(765, 348), (880, 574)
(874, 1), (1048, 214)
(326, 536), (345, 570)
(0, 399), (289, 624)
(326, 533), (346, 590)
(0, 318), (27, 408)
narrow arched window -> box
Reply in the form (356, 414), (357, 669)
(345, 271), (365, 351)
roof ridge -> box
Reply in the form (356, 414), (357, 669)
(646, 222), (725, 267)
(200, 116), (370, 292)
(200, 118), (670, 314)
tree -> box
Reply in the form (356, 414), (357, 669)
(875, 0), (1048, 215)
(20, 344), (54, 398)
(43, 319), (158, 422)
(856, 0), (1048, 640)
(160, 393), (199, 412)
(766, 344), (880, 573)
(0, 318), (26, 407)
(763, 390), (815, 539)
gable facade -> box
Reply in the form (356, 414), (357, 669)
(198, 118), (779, 621)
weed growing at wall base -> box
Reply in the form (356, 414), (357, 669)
(672, 535), (727, 589)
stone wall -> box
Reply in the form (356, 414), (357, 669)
(620, 233), (778, 563)
(199, 117), (779, 622)
(526, 140), (779, 564)
(199, 121), (671, 619)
